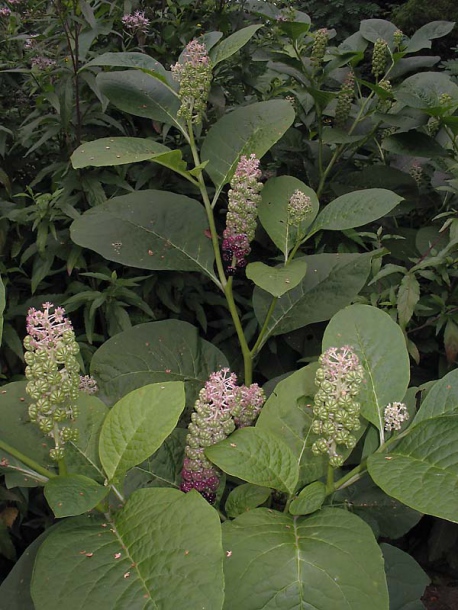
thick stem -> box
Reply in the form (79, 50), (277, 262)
(0, 439), (56, 480)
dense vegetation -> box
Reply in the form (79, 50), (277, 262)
(0, 1), (457, 608)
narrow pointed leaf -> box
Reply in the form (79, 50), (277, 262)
(309, 189), (403, 236)
(32, 488), (224, 610)
(210, 25), (263, 65)
(206, 427), (299, 494)
(223, 507), (389, 610)
(397, 273), (420, 327)
(83, 52), (168, 83)
(323, 304), (410, 430)
(99, 382), (185, 481)
(0, 275), (4, 345)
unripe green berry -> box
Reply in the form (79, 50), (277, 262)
(50, 447), (66, 461)
(39, 417), (54, 433)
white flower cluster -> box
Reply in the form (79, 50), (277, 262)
(384, 402), (409, 431)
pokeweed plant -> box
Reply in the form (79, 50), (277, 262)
(0, 17), (458, 610)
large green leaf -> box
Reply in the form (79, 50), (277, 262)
(32, 488), (224, 610)
(83, 52), (169, 82)
(394, 72), (458, 110)
(309, 189), (403, 235)
(334, 475), (422, 539)
(368, 415), (458, 522)
(210, 25), (263, 65)
(0, 381), (52, 471)
(71, 137), (170, 168)
(222, 507), (389, 610)
(99, 382), (185, 481)
(323, 304), (410, 430)
(253, 253), (373, 342)
(413, 368), (458, 425)
(44, 474), (109, 518)
(124, 428), (187, 496)
(201, 100), (295, 192)
(96, 70), (182, 130)
(381, 544), (429, 610)
(405, 21), (456, 53)
(0, 528), (55, 610)
(90, 319), (228, 406)
(70, 190), (217, 280)
(360, 19), (399, 45)
(257, 176), (319, 255)
(206, 427), (299, 494)
(256, 363), (327, 486)
(246, 260), (307, 297)
(382, 131), (447, 158)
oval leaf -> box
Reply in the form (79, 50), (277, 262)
(206, 427), (299, 494)
(223, 507), (389, 610)
(32, 488), (224, 610)
(323, 304), (410, 430)
(90, 319), (228, 406)
(71, 137), (171, 168)
(310, 189), (403, 235)
(44, 474), (109, 518)
(210, 25), (263, 65)
(368, 415), (458, 522)
(225, 483), (271, 518)
(201, 100), (295, 191)
(246, 260), (307, 297)
(99, 382), (185, 481)
(258, 176), (319, 255)
(381, 543), (430, 610)
(414, 368), (458, 425)
(70, 190), (217, 280)
(289, 481), (326, 516)
(253, 253), (373, 343)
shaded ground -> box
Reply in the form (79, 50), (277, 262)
(423, 585), (458, 609)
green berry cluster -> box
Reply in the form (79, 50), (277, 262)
(376, 79), (393, 112)
(171, 40), (212, 124)
(335, 72), (355, 129)
(24, 303), (80, 461)
(311, 28), (329, 65)
(311, 346), (365, 468)
(393, 29), (404, 49)
(372, 39), (388, 79)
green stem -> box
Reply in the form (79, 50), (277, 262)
(332, 460), (367, 492)
(0, 439), (56, 480)
(250, 296), (278, 358)
(186, 120), (253, 383)
(326, 463), (334, 494)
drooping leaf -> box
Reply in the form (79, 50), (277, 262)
(223, 507), (389, 610)
(253, 253), (373, 343)
(210, 25), (263, 65)
(382, 131), (447, 158)
(44, 474), (109, 518)
(246, 260), (307, 297)
(289, 481), (326, 516)
(406, 21), (456, 53)
(413, 368), (458, 425)
(96, 70), (182, 130)
(258, 176), (319, 255)
(32, 488), (224, 610)
(83, 52), (168, 82)
(309, 189), (403, 236)
(397, 273), (420, 327)
(201, 100), (295, 192)
(323, 304), (410, 430)
(256, 362), (327, 486)
(368, 415), (458, 522)
(90, 319), (228, 406)
(381, 543), (430, 610)
(206, 427), (299, 494)
(225, 483), (271, 518)
(99, 382), (185, 481)
(70, 190), (217, 281)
